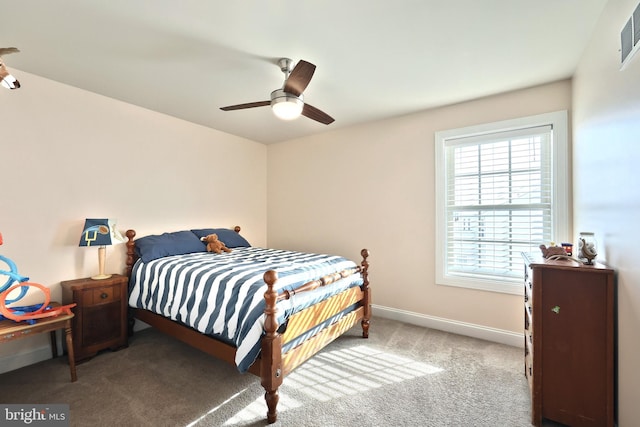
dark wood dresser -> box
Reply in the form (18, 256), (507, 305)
(522, 253), (615, 427)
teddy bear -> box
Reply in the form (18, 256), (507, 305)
(201, 233), (232, 254)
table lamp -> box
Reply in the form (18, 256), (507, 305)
(79, 218), (123, 280)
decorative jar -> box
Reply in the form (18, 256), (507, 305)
(577, 232), (597, 264)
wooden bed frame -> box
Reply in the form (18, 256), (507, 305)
(123, 227), (371, 423)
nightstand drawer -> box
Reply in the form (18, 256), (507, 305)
(82, 286), (121, 305)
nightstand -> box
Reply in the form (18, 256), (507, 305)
(61, 274), (128, 363)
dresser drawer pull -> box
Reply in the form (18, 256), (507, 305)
(100, 292), (109, 299)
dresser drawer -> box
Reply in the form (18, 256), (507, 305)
(82, 286), (121, 305)
(524, 348), (533, 392)
(524, 263), (533, 304)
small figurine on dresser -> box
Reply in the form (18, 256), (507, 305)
(578, 236), (598, 265)
(539, 244), (566, 259)
(538, 243), (580, 263)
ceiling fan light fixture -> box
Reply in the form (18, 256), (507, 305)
(221, 59), (332, 125)
(271, 89), (303, 120)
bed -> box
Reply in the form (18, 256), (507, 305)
(123, 226), (371, 423)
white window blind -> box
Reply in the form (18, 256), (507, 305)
(435, 111), (569, 294)
(444, 126), (552, 281)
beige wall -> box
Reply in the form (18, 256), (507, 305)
(0, 71), (267, 369)
(267, 79), (572, 337)
(572, 0), (640, 424)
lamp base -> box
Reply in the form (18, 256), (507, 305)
(92, 245), (111, 280)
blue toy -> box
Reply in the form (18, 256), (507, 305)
(0, 232), (75, 324)
(0, 236), (30, 304)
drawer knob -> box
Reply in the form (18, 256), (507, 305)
(100, 292), (109, 299)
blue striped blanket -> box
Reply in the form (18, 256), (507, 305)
(128, 247), (363, 372)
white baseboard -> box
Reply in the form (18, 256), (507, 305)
(0, 344), (53, 375)
(0, 321), (150, 376)
(372, 304), (524, 348)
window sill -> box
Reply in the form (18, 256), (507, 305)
(437, 276), (522, 295)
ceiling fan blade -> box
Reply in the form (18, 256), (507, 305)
(220, 100), (270, 111)
(284, 60), (316, 96)
(302, 103), (334, 125)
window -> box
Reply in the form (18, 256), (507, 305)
(435, 111), (569, 294)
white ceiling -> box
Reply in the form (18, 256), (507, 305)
(2, 1), (607, 144)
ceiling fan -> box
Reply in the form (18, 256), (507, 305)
(220, 58), (334, 125)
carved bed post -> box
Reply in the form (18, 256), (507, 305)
(124, 230), (137, 336)
(360, 249), (371, 338)
(261, 270), (283, 424)
(124, 229), (136, 278)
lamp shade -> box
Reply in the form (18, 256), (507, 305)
(79, 218), (121, 247)
(79, 219), (122, 280)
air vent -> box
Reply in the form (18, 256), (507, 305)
(634, 2), (640, 45)
(621, 2), (640, 69)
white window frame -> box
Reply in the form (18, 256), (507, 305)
(435, 111), (569, 295)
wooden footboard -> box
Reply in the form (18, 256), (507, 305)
(124, 229), (370, 424)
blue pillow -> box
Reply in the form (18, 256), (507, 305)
(191, 228), (251, 248)
(135, 230), (206, 262)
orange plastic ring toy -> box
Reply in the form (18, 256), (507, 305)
(0, 282), (76, 322)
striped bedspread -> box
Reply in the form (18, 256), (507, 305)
(128, 247), (363, 372)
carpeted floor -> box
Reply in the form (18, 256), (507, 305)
(1, 317), (538, 426)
